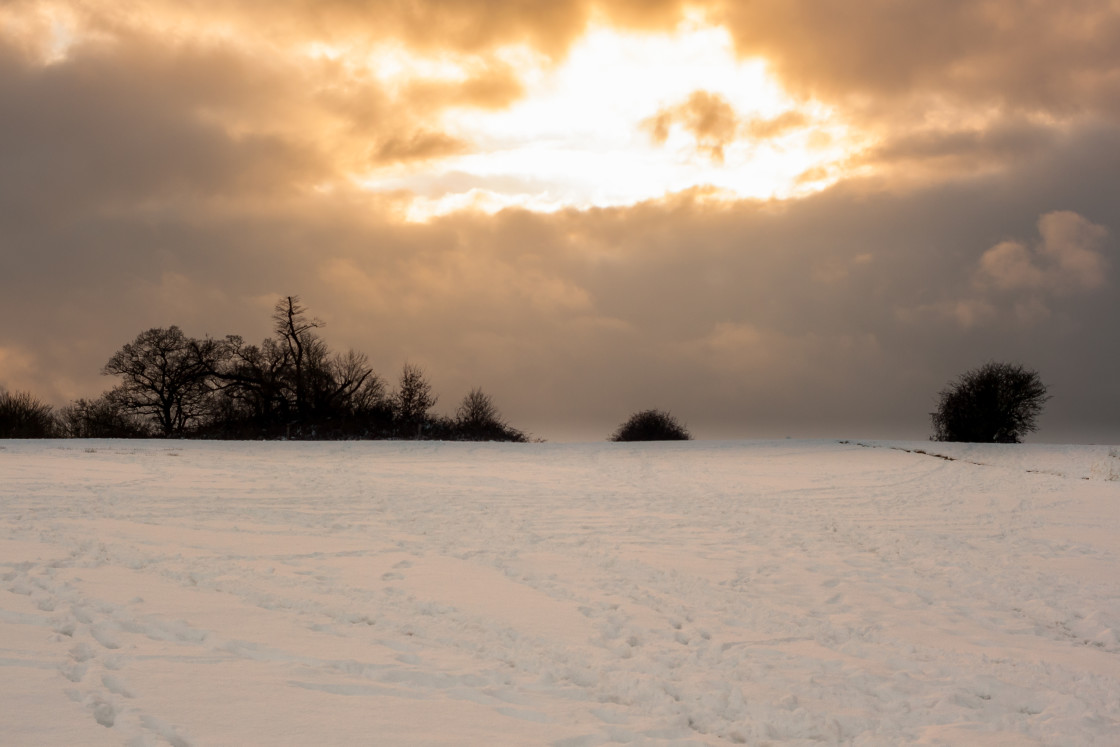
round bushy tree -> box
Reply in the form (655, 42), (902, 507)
(930, 362), (1048, 443)
(609, 409), (691, 442)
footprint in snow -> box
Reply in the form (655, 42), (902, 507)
(88, 695), (117, 727)
(58, 660), (88, 683)
(140, 714), (194, 747)
(101, 673), (135, 698)
(70, 642), (96, 662)
(90, 621), (122, 649)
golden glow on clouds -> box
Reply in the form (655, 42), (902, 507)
(353, 21), (854, 218)
(1, 3), (866, 221)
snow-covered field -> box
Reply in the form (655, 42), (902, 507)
(1, 439), (1118, 746)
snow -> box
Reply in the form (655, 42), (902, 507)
(1, 438), (1118, 745)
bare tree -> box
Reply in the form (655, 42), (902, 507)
(103, 326), (219, 436)
(456, 388), (500, 428)
(205, 300), (387, 437)
(57, 390), (151, 438)
(272, 295), (324, 418)
(349, 363), (389, 414)
(931, 362), (1049, 443)
(453, 387), (527, 441)
(393, 363), (437, 438)
(210, 335), (291, 424)
(317, 349), (377, 413)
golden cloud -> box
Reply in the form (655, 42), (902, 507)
(9, 0), (1116, 205)
(642, 91), (742, 163)
(373, 132), (469, 164)
(744, 110), (809, 140)
(977, 211), (1109, 294)
(717, 0), (1120, 114)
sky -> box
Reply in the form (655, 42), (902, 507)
(1, 0), (1118, 442)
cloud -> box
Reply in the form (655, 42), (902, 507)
(717, 0), (1120, 117)
(744, 110), (809, 140)
(12, 0), (689, 65)
(399, 61), (526, 112)
(851, 119), (1060, 181)
(0, 345), (39, 396)
(9, 0), (1113, 202)
(373, 131), (469, 164)
(0, 2), (550, 206)
(976, 211), (1108, 294)
(643, 90), (740, 163)
(643, 91), (813, 164)
(12, 1), (1119, 124)
(713, 1), (1120, 193)
(0, 34), (336, 215)
(977, 242), (1047, 291)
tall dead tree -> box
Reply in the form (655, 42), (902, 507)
(272, 296), (323, 419)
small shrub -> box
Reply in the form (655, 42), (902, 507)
(0, 390), (58, 438)
(609, 409), (691, 442)
(930, 362), (1048, 443)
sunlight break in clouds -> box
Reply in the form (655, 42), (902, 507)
(355, 21), (851, 219)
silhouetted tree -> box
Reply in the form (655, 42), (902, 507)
(348, 364), (389, 415)
(58, 391), (151, 438)
(393, 363), (437, 438)
(453, 388), (527, 442)
(199, 300), (390, 438)
(103, 326), (220, 436)
(209, 335), (291, 428)
(0, 389), (58, 438)
(272, 295), (324, 419)
(347, 373), (394, 438)
(307, 349), (377, 418)
(609, 409), (691, 442)
(931, 362), (1048, 443)
(82, 294), (547, 441)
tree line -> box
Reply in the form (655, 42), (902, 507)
(0, 297), (1051, 444)
(0, 296), (527, 442)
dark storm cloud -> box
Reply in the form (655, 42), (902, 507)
(0, 40), (322, 215)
